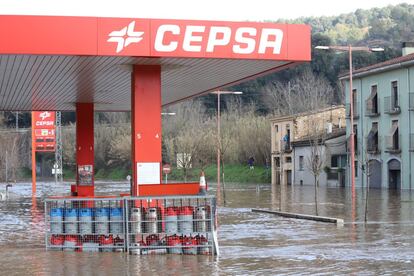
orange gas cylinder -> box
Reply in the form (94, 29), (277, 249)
(164, 207), (178, 234)
(196, 235), (210, 255)
(99, 235), (114, 252)
(99, 235), (114, 245)
(166, 235), (182, 254)
(145, 234), (159, 246)
(182, 236), (197, 255)
(64, 235), (81, 252)
(50, 235), (64, 248)
(178, 206), (194, 233)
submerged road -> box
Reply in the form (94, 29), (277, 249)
(0, 182), (413, 275)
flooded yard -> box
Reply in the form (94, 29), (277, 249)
(0, 182), (413, 275)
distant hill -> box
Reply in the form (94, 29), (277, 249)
(202, 3), (414, 114)
(279, 3), (414, 48)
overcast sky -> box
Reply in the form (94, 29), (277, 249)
(1, 0), (413, 21)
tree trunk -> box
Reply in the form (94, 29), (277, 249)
(221, 158), (227, 206)
(314, 176), (319, 216)
(364, 166), (370, 223)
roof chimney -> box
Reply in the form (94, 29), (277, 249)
(402, 42), (414, 56)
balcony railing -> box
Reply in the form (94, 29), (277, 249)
(281, 140), (292, 153)
(410, 93), (414, 111)
(346, 103), (359, 119)
(385, 134), (401, 153)
(384, 96), (401, 114)
(366, 135), (381, 154)
(365, 99), (380, 117)
(410, 134), (414, 152)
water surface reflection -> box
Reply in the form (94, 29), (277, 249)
(0, 182), (413, 274)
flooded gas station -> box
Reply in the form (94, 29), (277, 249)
(1, 12), (414, 275)
(1, 182), (414, 274)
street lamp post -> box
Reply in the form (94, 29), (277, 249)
(315, 45), (384, 198)
(211, 91), (243, 203)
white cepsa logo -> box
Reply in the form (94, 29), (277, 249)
(39, 111), (51, 120)
(107, 21), (144, 53)
(107, 21), (284, 55)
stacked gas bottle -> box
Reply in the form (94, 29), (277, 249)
(49, 206), (124, 252)
(129, 205), (212, 255)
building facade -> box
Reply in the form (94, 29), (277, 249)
(342, 43), (414, 189)
(270, 106), (345, 186)
(292, 130), (347, 187)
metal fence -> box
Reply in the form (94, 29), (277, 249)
(384, 96), (401, 114)
(45, 195), (217, 255)
(45, 197), (126, 252)
(126, 195), (216, 256)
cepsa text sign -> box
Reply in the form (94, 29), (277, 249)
(0, 16), (310, 61)
(32, 111), (56, 152)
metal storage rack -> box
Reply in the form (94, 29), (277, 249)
(45, 195), (218, 255)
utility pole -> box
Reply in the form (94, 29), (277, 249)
(5, 150), (8, 183)
(15, 112), (19, 130)
(279, 138), (284, 211)
(55, 112), (63, 184)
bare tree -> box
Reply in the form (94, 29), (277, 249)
(360, 150), (373, 223)
(262, 68), (336, 115)
(0, 130), (28, 181)
(163, 100), (209, 181)
(305, 120), (326, 216)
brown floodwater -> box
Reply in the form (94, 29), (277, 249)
(0, 181), (414, 275)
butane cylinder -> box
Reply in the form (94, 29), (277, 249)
(110, 207), (123, 235)
(165, 207), (178, 234)
(194, 206), (207, 232)
(130, 208), (142, 234)
(79, 208), (93, 234)
(50, 208), (63, 234)
(64, 208), (78, 234)
(145, 208), (158, 233)
(166, 235), (182, 254)
(178, 206), (193, 233)
(95, 208), (109, 235)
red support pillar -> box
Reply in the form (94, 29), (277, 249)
(75, 103), (95, 196)
(131, 65), (162, 196)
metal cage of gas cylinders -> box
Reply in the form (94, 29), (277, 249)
(44, 195), (218, 255)
(44, 197), (126, 252)
(125, 195), (217, 256)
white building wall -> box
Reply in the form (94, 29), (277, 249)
(293, 134), (347, 186)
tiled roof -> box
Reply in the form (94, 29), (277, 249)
(291, 128), (346, 147)
(340, 53), (414, 79)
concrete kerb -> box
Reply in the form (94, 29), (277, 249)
(251, 208), (344, 227)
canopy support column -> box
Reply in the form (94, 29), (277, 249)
(131, 65), (162, 196)
(75, 102), (95, 196)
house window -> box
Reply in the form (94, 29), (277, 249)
(391, 120), (399, 150)
(355, 161), (358, 177)
(299, 156), (304, 170)
(352, 89), (358, 116)
(275, 157), (280, 167)
(367, 85), (378, 115)
(286, 156), (292, 163)
(391, 81), (398, 108)
(367, 122), (379, 153)
(353, 124), (358, 153)
(275, 125), (278, 132)
(331, 155), (338, 168)
(331, 155), (347, 168)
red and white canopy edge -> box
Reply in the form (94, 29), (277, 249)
(0, 15), (311, 111)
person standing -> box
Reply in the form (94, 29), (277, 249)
(248, 157), (255, 170)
